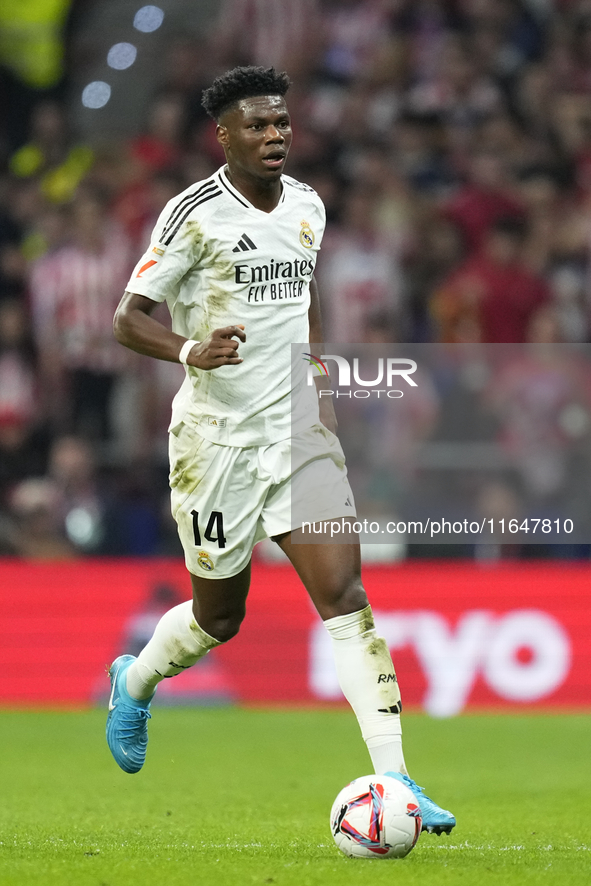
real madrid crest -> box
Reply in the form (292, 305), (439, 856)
(299, 220), (315, 248)
(197, 550), (214, 571)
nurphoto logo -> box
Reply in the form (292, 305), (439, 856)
(304, 353), (418, 398)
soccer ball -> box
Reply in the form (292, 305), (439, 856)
(330, 774), (422, 859)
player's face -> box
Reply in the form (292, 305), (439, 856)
(217, 96), (292, 183)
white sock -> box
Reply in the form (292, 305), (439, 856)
(324, 605), (407, 775)
(126, 600), (221, 700)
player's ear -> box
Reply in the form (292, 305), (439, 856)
(216, 124), (229, 148)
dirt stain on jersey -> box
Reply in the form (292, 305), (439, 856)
(206, 280), (234, 321)
(183, 220), (237, 330)
(169, 424), (208, 503)
(184, 220), (234, 278)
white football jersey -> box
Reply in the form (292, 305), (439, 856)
(127, 166), (325, 446)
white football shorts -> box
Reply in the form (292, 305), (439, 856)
(169, 422), (356, 578)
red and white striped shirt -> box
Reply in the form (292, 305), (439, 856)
(29, 224), (134, 373)
(215, 0), (320, 69)
(0, 351), (38, 424)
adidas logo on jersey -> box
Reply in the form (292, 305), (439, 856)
(232, 233), (257, 253)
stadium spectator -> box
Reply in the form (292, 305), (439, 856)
(484, 306), (591, 499)
(319, 186), (404, 342)
(442, 149), (525, 254)
(128, 92), (186, 177)
(406, 215), (465, 341)
(549, 265), (589, 343)
(46, 435), (107, 551)
(0, 189), (26, 300)
(0, 299), (39, 427)
(44, 435), (163, 556)
(319, 0), (392, 84)
(9, 99), (93, 204)
(29, 188), (135, 439)
(406, 35), (503, 142)
(388, 111), (455, 197)
(431, 216), (550, 343)
(214, 0), (321, 75)
(114, 93), (187, 247)
(0, 299), (47, 510)
(4, 477), (76, 560)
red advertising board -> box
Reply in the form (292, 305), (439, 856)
(1, 559), (589, 713)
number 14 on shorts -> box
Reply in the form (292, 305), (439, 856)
(191, 510), (227, 548)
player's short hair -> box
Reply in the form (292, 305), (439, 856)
(201, 66), (291, 121)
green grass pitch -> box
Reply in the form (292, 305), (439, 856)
(0, 708), (589, 886)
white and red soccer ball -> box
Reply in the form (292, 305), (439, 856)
(330, 774), (422, 859)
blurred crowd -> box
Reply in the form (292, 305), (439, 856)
(3, 0), (591, 558)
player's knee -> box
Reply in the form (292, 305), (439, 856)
(212, 617), (242, 643)
(198, 613), (244, 644)
(322, 575), (368, 619)
(339, 577), (368, 614)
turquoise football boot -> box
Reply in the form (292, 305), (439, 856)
(386, 772), (456, 835)
(106, 654), (153, 774)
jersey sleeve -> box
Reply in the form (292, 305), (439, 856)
(125, 197), (203, 303)
(315, 193), (327, 248)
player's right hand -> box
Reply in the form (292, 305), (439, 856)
(186, 325), (246, 370)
